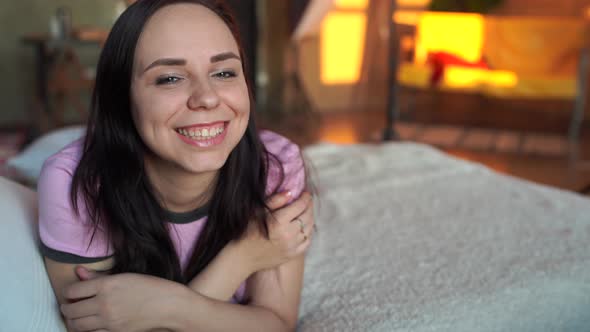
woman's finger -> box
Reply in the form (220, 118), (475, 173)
(273, 192), (312, 223)
(297, 199), (314, 223)
(61, 297), (99, 320)
(67, 315), (104, 331)
(305, 207), (316, 230)
(266, 191), (293, 211)
(294, 232), (313, 255)
(75, 266), (106, 281)
(63, 279), (102, 301)
(291, 217), (306, 234)
(288, 200), (314, 231)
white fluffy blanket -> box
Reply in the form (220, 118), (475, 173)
(298, 142), (590, 331)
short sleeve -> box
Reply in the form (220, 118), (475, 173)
(37, 140), (113, 264)
(260, 130), (306, 200)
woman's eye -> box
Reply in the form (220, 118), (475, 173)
(213, 71), (237, 79)
(155, 76), (182, 85)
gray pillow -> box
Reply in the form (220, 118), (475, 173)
(5, 126), (85, 185)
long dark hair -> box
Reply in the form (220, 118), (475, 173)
(71, 0), (284, 283)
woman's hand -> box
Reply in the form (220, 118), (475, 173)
(232, 191), (315, 274)
(61, 267), (182, 332)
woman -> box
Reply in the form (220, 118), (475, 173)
(38, 1), (315, 331)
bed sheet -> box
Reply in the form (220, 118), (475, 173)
(298, 142), (590, 331)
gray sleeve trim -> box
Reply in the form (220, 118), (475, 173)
(39, 241), (113, 264)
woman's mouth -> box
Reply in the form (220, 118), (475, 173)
(175, 122), (226, 141)
(174, 121), (228, 147)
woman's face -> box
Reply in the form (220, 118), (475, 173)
(131, 3), (250, 175)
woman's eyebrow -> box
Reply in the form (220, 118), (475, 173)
(210, 52), (240, 63)
(141, 53), (239, 74)
(143, 58), (186, 74)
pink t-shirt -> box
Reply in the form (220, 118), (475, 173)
(37, 130), (306, 303)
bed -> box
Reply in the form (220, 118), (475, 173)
(1, 135), (589, 331)
(298, 142), (590, 331)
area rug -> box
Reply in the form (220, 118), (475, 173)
(298, 142), (590, 331)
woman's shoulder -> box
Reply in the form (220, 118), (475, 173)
(37, 137), (85, 212)
(259, 130), (301, 160)
(259, 130), (306, 197)
(37, 137), (85, 218)
(38, 137), (113, 262)
(41, 137), (85, 176)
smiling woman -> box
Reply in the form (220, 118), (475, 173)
(37, 1), (314, 331)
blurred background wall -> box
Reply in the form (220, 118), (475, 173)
(493, 0), (590, 16)
(0, 0), (121, 127)
(2, 0), (590, 127)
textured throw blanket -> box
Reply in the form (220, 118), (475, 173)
(298, 142), (590, 331)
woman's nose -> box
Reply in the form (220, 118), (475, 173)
(187, 81), (220, 110)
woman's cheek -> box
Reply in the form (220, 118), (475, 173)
(145, 92), (186, 121)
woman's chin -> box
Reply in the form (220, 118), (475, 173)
(182, 157), (228, 174)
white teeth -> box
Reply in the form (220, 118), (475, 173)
(177, 125), (225, 139)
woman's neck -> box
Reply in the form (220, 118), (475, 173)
(144, 155), (217, 213)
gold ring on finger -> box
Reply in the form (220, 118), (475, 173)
(296, 218), (305, 233)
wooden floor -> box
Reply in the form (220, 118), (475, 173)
(259, 109), (590, 195)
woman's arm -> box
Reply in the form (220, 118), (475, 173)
(60, 194), (314, 331)
(61, 262), (304, 332)
(59, 242), (309, 332)
(44, 257), (113, 303)
(171, 256), (306, 331)
(43, 257), (114, 332)
(186, 240), (252, 301)
(187, 192), (313, 302)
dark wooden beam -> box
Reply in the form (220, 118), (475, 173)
(256, 0), (290, 115)
(383, 0), (400, 141)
